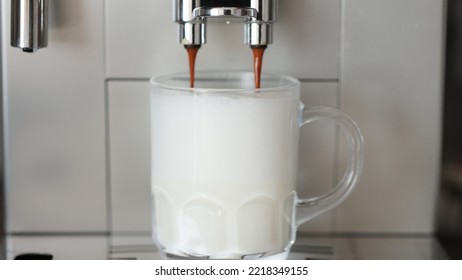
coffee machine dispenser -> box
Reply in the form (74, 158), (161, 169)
(175, 0), (276, 47)
(0, 0), (448, 259)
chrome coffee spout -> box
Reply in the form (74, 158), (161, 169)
(11, 0), (48, 53)
(175, 0), (277, 47)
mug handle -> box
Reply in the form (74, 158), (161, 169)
(296, 105), (364, 227)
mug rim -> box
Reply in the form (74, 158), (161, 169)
(150, 70), (300, 95)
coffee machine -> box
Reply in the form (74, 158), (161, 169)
(0, 0), (449, 259)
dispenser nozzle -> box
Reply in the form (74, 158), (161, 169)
(179, 22), (206, 46)
(175, 0), (277, 47)
(11, 0), (49, 53)
(245, 22), (273, 47)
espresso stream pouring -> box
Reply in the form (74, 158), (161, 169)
(185, 45), (200, 88)
(175, 0), (276, 89)
(185, 44), (267, 89)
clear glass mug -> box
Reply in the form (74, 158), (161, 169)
(150, 71), (363, 259)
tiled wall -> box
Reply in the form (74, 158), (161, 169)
(1, 0), (445, 258)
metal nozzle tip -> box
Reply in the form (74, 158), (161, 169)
(250, 45), (268, 49)
(184, 44), (201, 49)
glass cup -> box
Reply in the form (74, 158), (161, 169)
(150, 70), (363, 259)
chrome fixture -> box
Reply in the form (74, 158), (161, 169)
(175, 0), (278, 47)
(11, 0), (48, 53)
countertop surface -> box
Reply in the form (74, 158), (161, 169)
(2, 234), (448, 260)
(291, 235), (447, 260)
(110, 235), (448, 260)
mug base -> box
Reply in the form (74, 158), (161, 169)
(160, 250), (289, 260)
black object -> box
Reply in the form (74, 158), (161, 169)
(14, 253), (53, 260)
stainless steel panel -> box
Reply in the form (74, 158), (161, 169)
(2, 0), (107, 232)
(0, 0), (5, 260)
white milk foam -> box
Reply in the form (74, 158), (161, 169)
(151, 90), (300, 259)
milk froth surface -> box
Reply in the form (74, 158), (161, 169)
(151, 91), (300, 259)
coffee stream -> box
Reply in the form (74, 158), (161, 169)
(252, 46), (267, 89)
(186, 45), (267, 89)
(185, 45), (200, 88)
